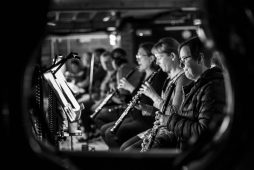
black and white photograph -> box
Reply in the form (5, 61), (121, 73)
(1, 0), (253, 170)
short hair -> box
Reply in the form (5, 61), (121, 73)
(111, 48), (128, 67)
(179, 36), (212, 67)
(153, 37), (180, 55)
(93, 48), (106, 58)
(70, 59), (80, 66)
(112, 48), (126, 58)
(101, 51), (112, 58)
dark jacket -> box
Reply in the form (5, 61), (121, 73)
(167, 66), (226, 150)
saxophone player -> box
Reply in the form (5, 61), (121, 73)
(101, 42), (167, 150)
(120, 37), (191, 151)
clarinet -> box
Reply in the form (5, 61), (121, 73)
(90, 68), (136, 119)
(110, 68), (161, 134)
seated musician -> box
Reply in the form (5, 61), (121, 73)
(65, 59), (86, 95)
(120, 37), (191, 151)
(78, 48), (107, 139)
(92, 48), (142, 132)
(77, 48), (107, 104)
(142, 36), (226, 152)
(75, 51), (92, 94)
(101, 42), (167, 150)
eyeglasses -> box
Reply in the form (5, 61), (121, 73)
(180, 56), (192, 68)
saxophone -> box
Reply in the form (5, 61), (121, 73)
(90, 68), (136, 119)
(140, 75), (179, 152)
(110, 68), (161, 134)
(140, 111), (161, 152)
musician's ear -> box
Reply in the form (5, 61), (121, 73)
(171, 52), (176, 61)
(198, 52), (204, 65)
(150, 55), (155, 63)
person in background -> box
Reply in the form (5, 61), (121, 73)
(77, 48), (107, 103)
(76, 51), (92, 93)
(91, 51), (121, 129)
(93, 48), (143, 133)
(64, 59), (86, 95)
(97, 51), (116, 100)
(78, 48), (107, 139)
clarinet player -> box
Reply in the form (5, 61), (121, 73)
(92, 49), (142, 131)
(101, 42), (167, 150)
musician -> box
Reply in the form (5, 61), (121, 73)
(93, 51), (116, 103)
(78, 48), (108, 139)
(161, 36), (226, 151)
(64, 59), (86, 95)
(92, 49), (142, 130)
(101, 42), (167, 150)
(120, 37), (191, 151)
(75, 51), (92, 94)
(111, 48), (142, 103)
(77, 48), (107, 103)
